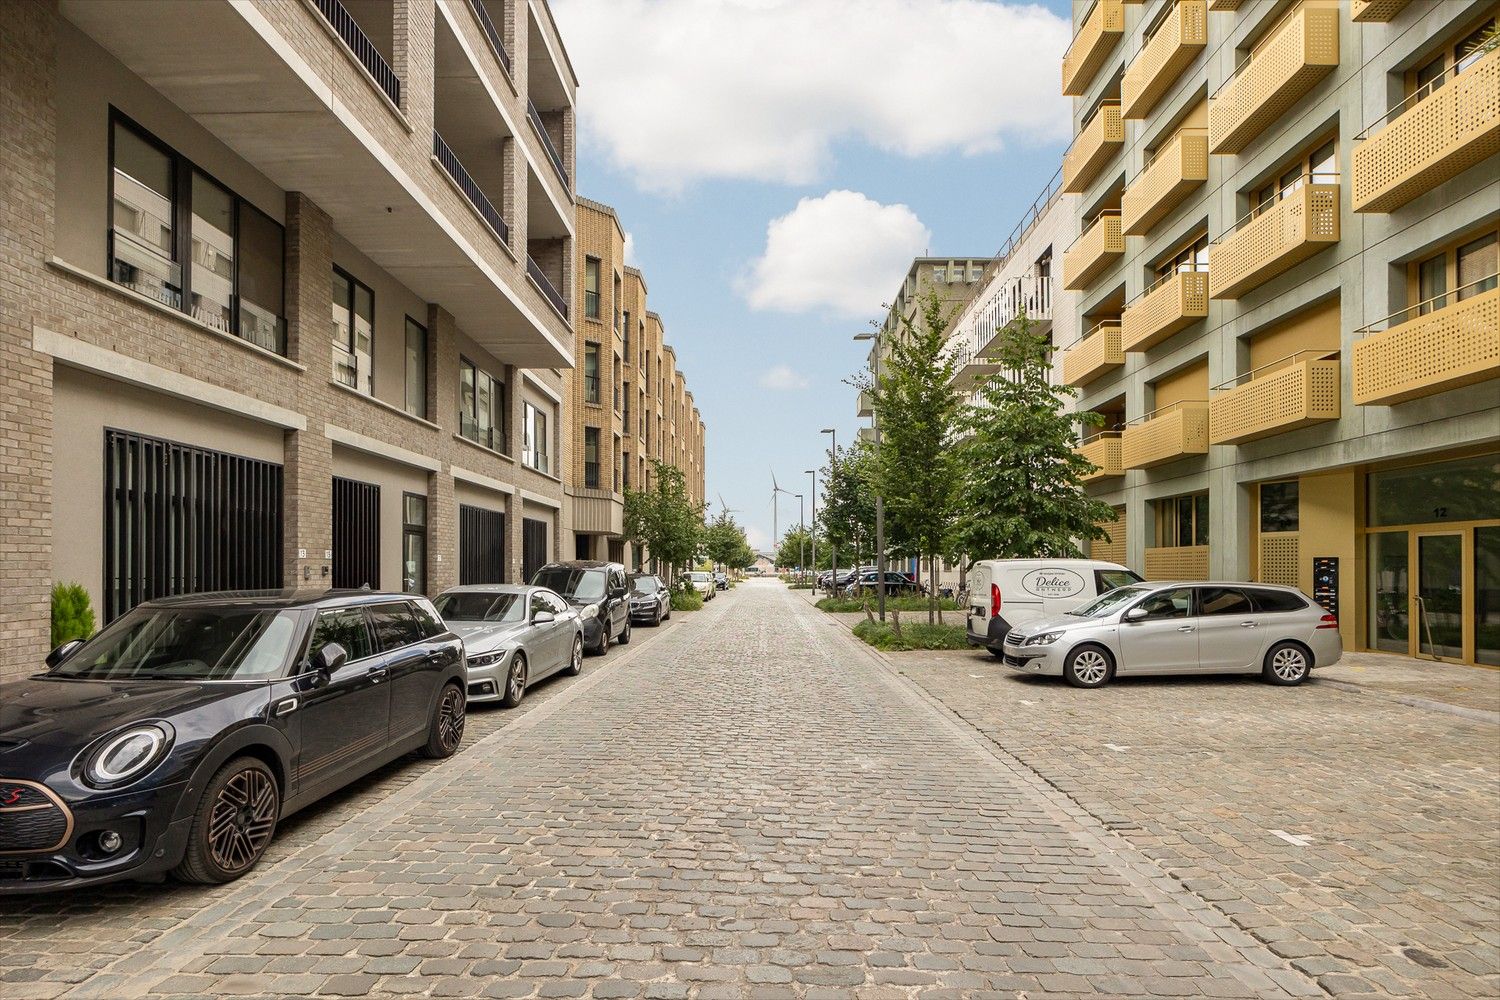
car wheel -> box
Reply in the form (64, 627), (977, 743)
(173, 756), (280, 885)
(1263, 641), (1311, 686)
(1063, 644), (1113, 689)
(619, 619), (632, 645)
(595, 620), (611, 655)
(653, 607), (662, 626)
(422, 682), (466, 758)
(988, 647), (1007, 660)
(565, 634), (584, 676)
(499, 653), (527, 709)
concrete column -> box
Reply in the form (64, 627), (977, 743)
(282, 192), (334, 588)
(427, 469), (457, 594)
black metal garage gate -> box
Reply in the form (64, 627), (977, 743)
(333, 476), (381, 589)
(459, 504), (505, 584)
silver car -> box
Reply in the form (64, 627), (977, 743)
(1000, 581), (1341, 688)
(434, 586), (584, 707)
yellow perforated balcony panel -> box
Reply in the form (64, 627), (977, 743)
(1209, 184), (1340, 299)
(1063, 104), (1125, 194)
(1122, 403), (1210, 468)
(1209, 357), (1341, 444)
(1208, 0), (1246, 10)
(1122, 271), (1209, 352)
(1063, 325), (1125, 386)
(1122, 1), (1208, 119)
(1079, 436), (1125, 480)
(1063, 214), (1125, 290)
(1144, 545), (1209, 580)
(1209, 5), (1339, 154)
(1353, 46), (1500, 213)
(1093, 511), (1128, 564)
(1063, 1), (1126, 96)
(1258, 534), (1300, 587)
(1352, 287), (1500, 405)
(1122, 130), (1209, 235)
(1350, 0), (1410, 22)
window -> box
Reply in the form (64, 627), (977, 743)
(309, 608), (375, 664)
(1160, 492), (1209, 547)
(622, 311), (631, 360)
(1156, 233), (1209, 280)
(1197, 587), (1253, 616)
(613, 272), (622, 331)
(458, 356), (507, 452)
(1260, 481), (1299, 533)
(1251, 138), (1337, 215)
(584, 427), (601, 488)
(1249, 588), (1307, 613)
(622, 453), (631, 489)
(584, 257), (601, 318)
(1095, 569), (1144, 593)
(522, 401), (550, 475)
(409, 600), (446, 638)
(109, 115), (286, 353)
(1414, 227), (1500, 314)
(1134, 588), (1193, 620)
(332, 266), (374, 394)
(584, 343), (601, 403)
(370, 602), (425, 651)
(1409, 17), (1497, 102)
(402, 493), (427, 594)
(401, 317), (428, 418)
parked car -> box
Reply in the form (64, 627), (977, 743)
(967, 558), (1142, 656)
(530, 561), (631, 654)
(1001, 581), (1341, 688)
(627, 573), (672, 626)
(434, 586), (583, 708)
(844, 571), (921, 597)
(0, 590), (466, 894)
(714, 572), (729, 591)
(681, 572), (715, 600)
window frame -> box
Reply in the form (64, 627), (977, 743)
(402, 492), (427, 595)
(584, 256), (601, 319)
(458, 355), (508, 453)
(1408, 224), (1500, 315)
(331, 265), (375, 394)
(583, 426), (601, 488)
(404, 316), (428, 419)
(583, 342), (601, 404)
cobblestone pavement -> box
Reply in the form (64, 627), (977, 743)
(0, 580), (1339, 999)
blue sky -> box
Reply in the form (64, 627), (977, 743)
(552, 0), (1074, 551)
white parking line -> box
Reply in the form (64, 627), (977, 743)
(1270, 829), (1313, 846)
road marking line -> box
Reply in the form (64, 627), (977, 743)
(1270, 829), (1313, 846)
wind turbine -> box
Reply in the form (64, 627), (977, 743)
(771, 471), (797, 560)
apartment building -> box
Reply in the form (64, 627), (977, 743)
(1060, 0), (1499, 665)
(570, 199), (709, 565)
(859, 258), (994, 383)
(0, 0), (578, 680)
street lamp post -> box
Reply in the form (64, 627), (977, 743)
(806, 468), (817, 584)
(853, 324), (886, 621)
(796, 493), (805, 578)
(820, 427), (836, 596)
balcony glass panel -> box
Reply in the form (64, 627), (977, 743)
(1209, 351), (1341, 444)
(1208, 4), (1339, 154)
(1209, 181), (1340, 299)
(1352, 280), (1500, 405)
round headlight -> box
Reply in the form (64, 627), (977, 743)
(86, 724), (170, 787)
(579, 604), (599, 620)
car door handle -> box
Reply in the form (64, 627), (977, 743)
(368, 667), (388, 683)
(425, 651), (445, 663)
(1177, 625), (1196, 633)
(273, 696), (299, 717)
(1239, 621), (1258, 628)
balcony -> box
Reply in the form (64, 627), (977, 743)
(527, 255), (570, 320)
(1208, 182), (1340, 299)
(1352, 45), (1500, 213)
(1063, 0), (1126, 96)
(1122, 401), (1209, 468)
(1352, 281), (1500, 405)
(1121, 1), (1207, 119)
(1062, 322), (1125, 386)
(1063, 214), (1124, 290)
(1122, 129), (1208, 235)
(528, 99), (571, 190)
(1093, 512), (1127, 564)
(1078, 433), (1125, 481)
(1209, 351), (1340, 445)
(1122, 270), (1209, 352)
(1207, 0), (1245, 9)
(463, 0), (511, 74)
(949, 343), (1002, 390)
(1145, 545), (1210, 580)
(857, 390), (874, 418)
(974, 274), (1055, 355)
(313, 0), (400, 106)
(1350, 0), (1410, 22)
(1208, 4), (1339, 154)
(1063, 103), (1124, 194)
(433, 130), (510, 245)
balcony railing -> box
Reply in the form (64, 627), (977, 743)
(1144, 545), (1209, 580)
(948, 342), (1002, 390)
(527, 254), (570, 320)
(1093, 513), (1127, 564)
(1352, 279), (1500, 405)
(973, 274), (1054, 357)
(433, 130), (510, 244)
(1063, 102), (1123, 194)
(1063, 0), (1125, 96)
(1123, 401), (1210, 468)
(464, 0), (512, 74)
(1208, 180), (1340, 299)
(1209, 350), (1340, 444)
(1122, 269), (1209, 351)
(528, 100), (570, 189)
(1350, 0), (1410, 22)
(1121, 1), (1207, 119)
(1063, 213), (1124, 290)
(313, 0), (401, 106)
(1062, 321), (1124, 386)
(1208, 3), (1339, 154)
(1078, 432), (1124, 481)
(1353, 43), (1500, 213)
(1122, 128), (1208, 235)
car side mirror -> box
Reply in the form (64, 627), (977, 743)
(1122, 606), (1148, 623)
(310, 642), (347, 685)
(532, 611), (556, 624)
(45, 639), (84, 668)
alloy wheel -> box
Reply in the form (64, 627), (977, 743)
(437, 685), (466, 752)
(1072, 649), (1109, 686)
(208, 766), (277, 873)
(507, 656), (527, 703)
(572, 636), (583, 672)
(1271, 647), (1308, 682)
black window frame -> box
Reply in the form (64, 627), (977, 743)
(1197, 586), (1255, 617)
(583, 427), (601, 488)
(584, 256), (601, 319)
(458, 354), (508, 453)
(1259, 481), (1300, 534)
(404, 316), (428, 419)
(583, 342), (601, 404)
(402, 491), (427, 595)
(332, 264), (375, 394)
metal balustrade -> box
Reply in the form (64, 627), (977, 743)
(433, 130), (510, 244)
(313, 0), (401, 106)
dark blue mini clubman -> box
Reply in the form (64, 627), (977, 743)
(0, 590), (466, 894)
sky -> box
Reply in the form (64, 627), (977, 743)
(551, 0), (1075, 554)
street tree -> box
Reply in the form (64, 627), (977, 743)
(775, 525), (827, 573)
(818, 441), (877, 569)
(704, 510), (753, 570)
(624, 460), (704, 580)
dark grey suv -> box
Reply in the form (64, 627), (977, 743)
(530, 562), (632, 654)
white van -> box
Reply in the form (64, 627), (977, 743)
(966, 559), (1142, 656)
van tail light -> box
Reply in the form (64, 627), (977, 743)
(1316, 614), (1338, 630)
(990, 583), (1002, 618)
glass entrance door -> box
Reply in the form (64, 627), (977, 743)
(1416, 533), (1465, 660)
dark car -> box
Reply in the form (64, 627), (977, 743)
(713, 572), (729, 591)
(626, 573), (672, 626)
(530, 561), (631, 654)
(0, 591), (466, 894)
(844, 571), (921, 597)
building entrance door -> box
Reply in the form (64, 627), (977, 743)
(1416, 532), (1465, 661)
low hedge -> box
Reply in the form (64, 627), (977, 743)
(816, 595), (961, 613)
(851, 619), (970, 652)
(671, 588), (704, 612)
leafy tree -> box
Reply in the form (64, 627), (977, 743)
(704, 510), (753, 570)
(953, 312), (1116, 560)
(775, 525), (827, 572)
(51, 582), (95, 647)
(624, 460), (704, 578)
(818, 441), (877, 569)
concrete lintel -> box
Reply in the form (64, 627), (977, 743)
(518, 487), (563, 510)
(325, 423), (443, 472)
(453, 464), (517, 496)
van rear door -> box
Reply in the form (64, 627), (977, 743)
(968, 564), (991, 633)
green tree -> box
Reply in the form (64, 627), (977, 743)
(50, 582), (96, 647)
(953, 312), (1116, 560)
(624, 460), (704, 579)
(704, 510), (752, 570)
(818, 441), (877, 568)
(775, 525), (825, 572)
(863, 290), (965, 623)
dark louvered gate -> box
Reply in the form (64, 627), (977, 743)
(104, 429), (283, 622)
(333, 476), (381, 589)
(459, 504), (505, 584)
(521, 517), (548, 583)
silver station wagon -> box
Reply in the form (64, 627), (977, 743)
(1001, 581), (1342, 688)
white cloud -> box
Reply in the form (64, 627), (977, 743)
(623, 231), (640, 267)
(740, 190), (930, 317)
(757, 364), (811, 391)
(552, 0), (1070, 191)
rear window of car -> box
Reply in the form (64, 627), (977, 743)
(1248, 588), (1308, 613)
(1198, 587), (1254, 616)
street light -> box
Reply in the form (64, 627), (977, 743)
(795, 493), (805, 577)
(852, 328), (886, 621)
(805, 468), (817, 584)
(820, 427), (837, 596)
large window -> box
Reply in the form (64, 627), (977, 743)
(332, 266), (374, 394)
(583, 343), (601, 403)
(1260, 481), (1299, 533)
(109, 115), (286, 353)
(402, 493), (427, 594)
(1251, 138), (1337, 216)
(1415, 230), (1498, 315)
(522, 401), (550, 475)
(1157, 492), (1209, 547)
(459, 356), (507, 453)
(584, 256), (601, 319)
(1155, 232), (1209, 280)
(584, 427), (601, 488)
(404, 317), (428, 419)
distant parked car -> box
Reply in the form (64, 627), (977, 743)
(0, 590), (466, 893)
(844, 571), (921, 597)
(714, 572), (729, 590)
(434, 585), (583, 708)
(681, 572), (715, 600)
(627, 573), (672, 626)
(1001, 581), (1341, 688)
(531, 561), (632, 654)
(967, 558), (1142, 656)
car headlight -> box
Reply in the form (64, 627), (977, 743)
(468, 649), (509, 667)
(579, 604), (599, 620)
(84, 723), (172, 788)
(1024, 631), (1063, 646)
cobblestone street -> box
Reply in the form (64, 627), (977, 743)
(2, 580), (1497, 999)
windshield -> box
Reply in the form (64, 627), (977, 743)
(1069, 586), (1150, 619)
(629, 577), (660, 594)
(687, 573), (709, 582)
(532, 568), (605, 601)
(434, 592), (525, 623)
(52, 606), (302, 681)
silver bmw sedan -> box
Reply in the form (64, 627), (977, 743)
(434, 585), (584, 707)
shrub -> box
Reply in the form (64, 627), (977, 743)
(671, 587), (704, 612)
(851, 619), (969, 652)
(51, 582), (96, 647)
(817, 595), (961, 613)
